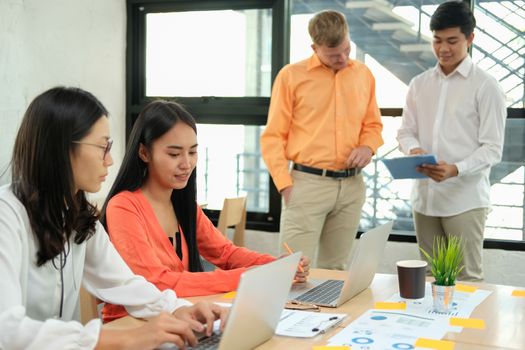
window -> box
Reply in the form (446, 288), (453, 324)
(145, 9), (272, 97)
(127, 0), (288, 230)
(473, 0), (524, 108)
(196, 124), (269, 213)
(288, 0), (524, 246)
(128, 0), (524, 248)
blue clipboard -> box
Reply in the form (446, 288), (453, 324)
(382, 154), (437, 179)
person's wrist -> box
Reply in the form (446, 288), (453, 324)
(279, 185), (290, 192)
(96, 329), (133, 350)
(173, 305), (190, 317)
(120, 330), (136, 350)
(452, 164), (459, 177)
(363, 145), (373, 153)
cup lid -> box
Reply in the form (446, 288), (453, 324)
(396, 260), (427, 268)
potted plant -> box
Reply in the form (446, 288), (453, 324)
(420, 236), (464, 313)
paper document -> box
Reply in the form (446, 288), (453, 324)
(327, 283), (492, 349)
(382, 154), (437, 179)
(327, 309), (449, 348)
(276, 310), (347, 338)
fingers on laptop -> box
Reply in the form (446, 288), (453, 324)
(174, 301), (228, 337)
(145, 311), (198, 349)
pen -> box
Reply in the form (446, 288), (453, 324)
(283, 242), (304, 273)
(311, 316), (342, 333)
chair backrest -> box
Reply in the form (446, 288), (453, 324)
(217, 196), (247, 247)
(80, 287), (100, 324)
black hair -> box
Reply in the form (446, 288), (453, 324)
(430, 1), (476, 37)
(11, 86), (108, 266)
(101, 100), (203, 272)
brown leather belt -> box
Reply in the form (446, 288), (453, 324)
(293, 164), (361, 179)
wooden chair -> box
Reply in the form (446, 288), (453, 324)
(80, 287), (100, 324)
(217, 196), (247, 247)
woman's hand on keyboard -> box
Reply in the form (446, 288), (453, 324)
(173, 301), (230, 336)
(96, 311), (196, 350)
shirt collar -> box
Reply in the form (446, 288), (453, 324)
(306, 53), (354, 71)
(433, 55), (473, 78)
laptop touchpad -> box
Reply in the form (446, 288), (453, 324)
(288, 279), (324, 299)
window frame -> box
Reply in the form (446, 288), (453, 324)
(368, 108), (525, 251)
(127, 0), (525, 250)
(127, 0), (290, 231)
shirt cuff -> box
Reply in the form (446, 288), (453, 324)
(455, 161), (467, 176)
(126, 289), (191, 319)
(0, 306), (101, 350)
(273, 174), (293, 193)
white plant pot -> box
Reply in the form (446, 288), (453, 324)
(431, 282), (455, 313)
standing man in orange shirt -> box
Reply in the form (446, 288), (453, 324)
(260, 10), (383, 270)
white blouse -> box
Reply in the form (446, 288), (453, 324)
(397, 56), (506, 216)
(0, 185), (191, 349)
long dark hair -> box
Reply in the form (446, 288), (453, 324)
(11, 87), (108, 266)
(101, 100), (203, 272)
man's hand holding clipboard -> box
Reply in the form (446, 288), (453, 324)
(409, 148), (459, 182)
(382, 152), (438, 179)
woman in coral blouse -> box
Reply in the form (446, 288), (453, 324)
(101, 100), (309, 322)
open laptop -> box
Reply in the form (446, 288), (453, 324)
(288, 221), (393, 308)
(189, 252), (301, 350)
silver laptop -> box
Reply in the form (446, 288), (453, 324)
(288, 222), (393, 308)
(189, 252), (301, 350)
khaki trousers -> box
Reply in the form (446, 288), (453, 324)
(413, 208), (488, 282)
(279, 170), (365, 270)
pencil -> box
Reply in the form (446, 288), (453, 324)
(283, 242), (304, 273)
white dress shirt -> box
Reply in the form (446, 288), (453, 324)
(397, 56), (506, 216)
(0, 185), (191, 349)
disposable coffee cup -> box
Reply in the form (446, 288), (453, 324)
(397, 260), (427, 299)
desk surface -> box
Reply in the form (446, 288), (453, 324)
(105, 270), (525, 350)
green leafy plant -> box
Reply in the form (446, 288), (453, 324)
(419, 236), (464, 286)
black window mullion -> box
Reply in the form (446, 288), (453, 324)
(126, 0), (285, 231)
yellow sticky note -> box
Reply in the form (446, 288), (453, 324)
(222, 291), (237, 299)
(374, 301), (406, 310)
(449, 317), (485, 329)
(512, 289), (525, 297)
(415, 338), (455, 350)
(455, 284), (478, 293)
(313, 347), (351, 350)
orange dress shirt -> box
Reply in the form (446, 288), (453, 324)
(101, 190), (275, 322)
(260, 54), (383, 191)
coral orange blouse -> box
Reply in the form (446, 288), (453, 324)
(101, 190), (275, 322)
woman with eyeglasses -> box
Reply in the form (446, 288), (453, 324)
(0, 87), (227, 350)
(99, 100), (310, 323)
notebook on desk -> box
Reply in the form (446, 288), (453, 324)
(187, 252), (301, 350)
(288, 222), (393, 308)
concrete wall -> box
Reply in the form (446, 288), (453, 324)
(0, 0), (126, 198)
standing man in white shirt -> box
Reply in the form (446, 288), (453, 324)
(397, 1), (506, 281)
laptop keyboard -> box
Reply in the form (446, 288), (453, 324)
(188, 333), (221, 350)
(294, 279), (344, 305)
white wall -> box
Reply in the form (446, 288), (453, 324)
(0, 0), (126, 199)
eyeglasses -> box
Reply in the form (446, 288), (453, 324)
(72, 138), (113, 160)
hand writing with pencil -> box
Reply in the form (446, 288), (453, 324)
(283, 243), (310, 283)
